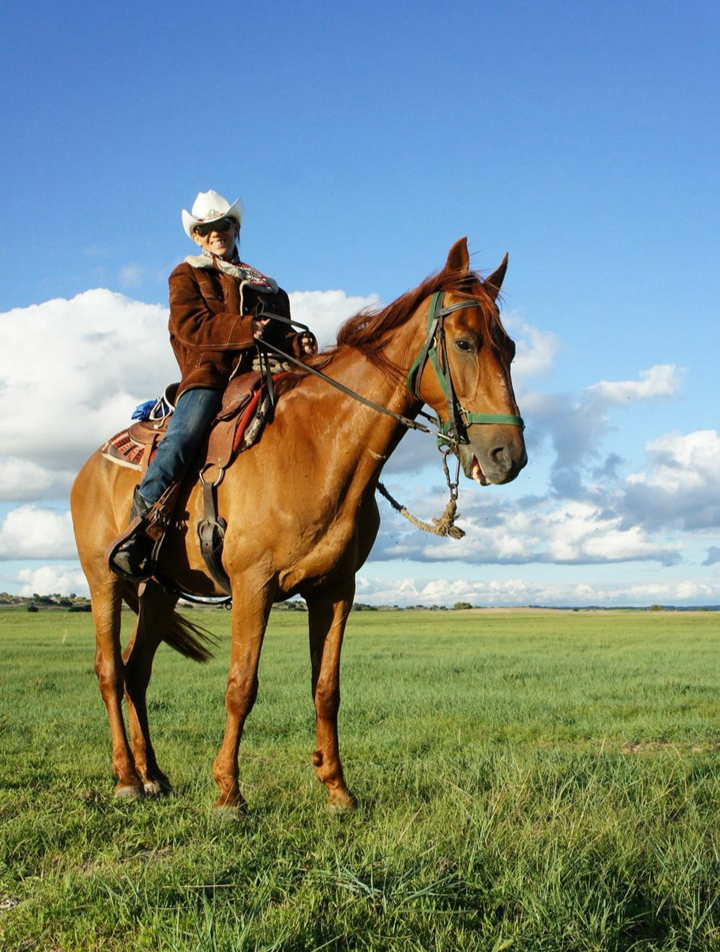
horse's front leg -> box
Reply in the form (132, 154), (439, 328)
(306, 582), (357, 810)
(213, 578), (274, 810)
(122, 581), (177, 795)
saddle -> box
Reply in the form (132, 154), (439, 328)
(102, 370), (285, 598)
(101, 371), (271, 475)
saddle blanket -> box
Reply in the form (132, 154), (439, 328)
(101, 375), (272, 472)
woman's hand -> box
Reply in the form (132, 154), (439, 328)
(253, 316), (271, 339)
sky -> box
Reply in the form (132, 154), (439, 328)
(0, 0), (718, 607)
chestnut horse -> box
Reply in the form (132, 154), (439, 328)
(71, 238), (526, 810)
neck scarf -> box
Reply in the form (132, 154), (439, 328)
(185, 248), (279, 293)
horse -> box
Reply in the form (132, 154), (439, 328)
(70, 238), (527, 810)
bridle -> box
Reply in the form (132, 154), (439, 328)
(260, 287), (524, 447)
(406, 290), (524, 445)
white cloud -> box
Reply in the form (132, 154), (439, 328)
(0, 290), (177, 470)
(630, 430), (720, 490)
(373, 487), (683, 567)
(288, 289), (379, 347)
(503, 314), (560, 379)
(0, 506), (77, 560)
(0, 459), (74, 502)
(355, 573), (720, 608)
(622, 430), (720, 531)
(518, 365), (685, 499)
(586, 364), (681, 405)
(15, 564), (89, 598)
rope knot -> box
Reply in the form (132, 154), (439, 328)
(376, 483), (465, 539)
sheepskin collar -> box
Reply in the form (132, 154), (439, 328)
(184, 251), (278, 292)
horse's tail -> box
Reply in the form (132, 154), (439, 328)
(122, 583), (217, 663)
(164, 612), (217, 663)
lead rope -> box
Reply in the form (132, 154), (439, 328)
(377, 449), (465, 539)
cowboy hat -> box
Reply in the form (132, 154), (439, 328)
(181, 190), (244, 238)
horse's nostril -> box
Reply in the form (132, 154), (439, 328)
(490, 446), (511, 470)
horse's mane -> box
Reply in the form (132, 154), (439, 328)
(282, 266), (503, 389)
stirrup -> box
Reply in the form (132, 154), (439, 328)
(105, 519), (160, 581)
(105, 483), (179, 581)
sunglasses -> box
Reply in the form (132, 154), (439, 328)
(195, 217), (235, 237)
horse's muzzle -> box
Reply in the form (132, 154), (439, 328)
(459, 430), (527, 486)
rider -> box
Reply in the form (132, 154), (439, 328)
(108, 189), (315, 580)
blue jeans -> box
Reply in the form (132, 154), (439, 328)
(138, 387), (223, 504)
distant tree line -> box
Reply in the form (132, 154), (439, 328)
(0, 593), (93, 613)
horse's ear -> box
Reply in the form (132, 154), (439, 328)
(445, 237), (469, 273)
(484, 253), (509, 301)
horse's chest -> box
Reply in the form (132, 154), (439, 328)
(278, 499), (379, 592)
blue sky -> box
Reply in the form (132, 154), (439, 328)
(0, 0), (718, 605)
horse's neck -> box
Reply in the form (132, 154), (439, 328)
(312, 348), (412, 445)
(290, 320), (425, 483)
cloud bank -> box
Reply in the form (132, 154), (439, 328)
(1, 288), (715, 604)
(354, 574), (720, 608)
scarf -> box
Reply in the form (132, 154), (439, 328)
(184, 249), (279, 294)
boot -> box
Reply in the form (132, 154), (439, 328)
(107, 487), (157, 580)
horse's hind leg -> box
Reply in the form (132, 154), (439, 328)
(90, 576), (144, 797)
(122, 580), (178, 795)
(306, 583), (357, 810)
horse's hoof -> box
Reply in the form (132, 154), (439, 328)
(143, 779), (172, 797)
(329, 791), (358, 813)
(213, 792), (248, 815)
(212, 800), (248, 820)
(115, 783), (143, 799)
(213, 804), (245, 820)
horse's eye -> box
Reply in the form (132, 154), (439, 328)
(455, 338), (473, 352)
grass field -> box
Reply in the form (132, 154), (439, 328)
(2, 606), (720, 951)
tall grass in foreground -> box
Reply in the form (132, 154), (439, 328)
(2, 608), (720, 951)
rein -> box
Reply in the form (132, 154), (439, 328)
(259, 289), (524, 544)
(259, 290), (524, 447)
(256, 303), (456, 444)
(260, 337), (455, 445)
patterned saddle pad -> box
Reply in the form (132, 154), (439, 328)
(101, 372), (276, 472)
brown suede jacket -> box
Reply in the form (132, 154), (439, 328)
(168, 260), (306, 397)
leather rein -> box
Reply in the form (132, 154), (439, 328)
(261, 289), (524, 447)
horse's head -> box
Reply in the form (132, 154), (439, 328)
(410, 238), (527, 486)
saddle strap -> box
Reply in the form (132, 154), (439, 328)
(197, 478), (233, 596)
(205, 418), (237, 473)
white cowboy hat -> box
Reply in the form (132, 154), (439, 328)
(181, 190), (244, 238)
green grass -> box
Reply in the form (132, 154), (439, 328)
(2, 607), (720, 951)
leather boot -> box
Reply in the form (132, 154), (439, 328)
(107, 487), (157, 580)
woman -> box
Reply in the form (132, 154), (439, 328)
(109, 189), (313, 580)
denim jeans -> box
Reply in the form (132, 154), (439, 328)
(138, 387), (223, 504)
